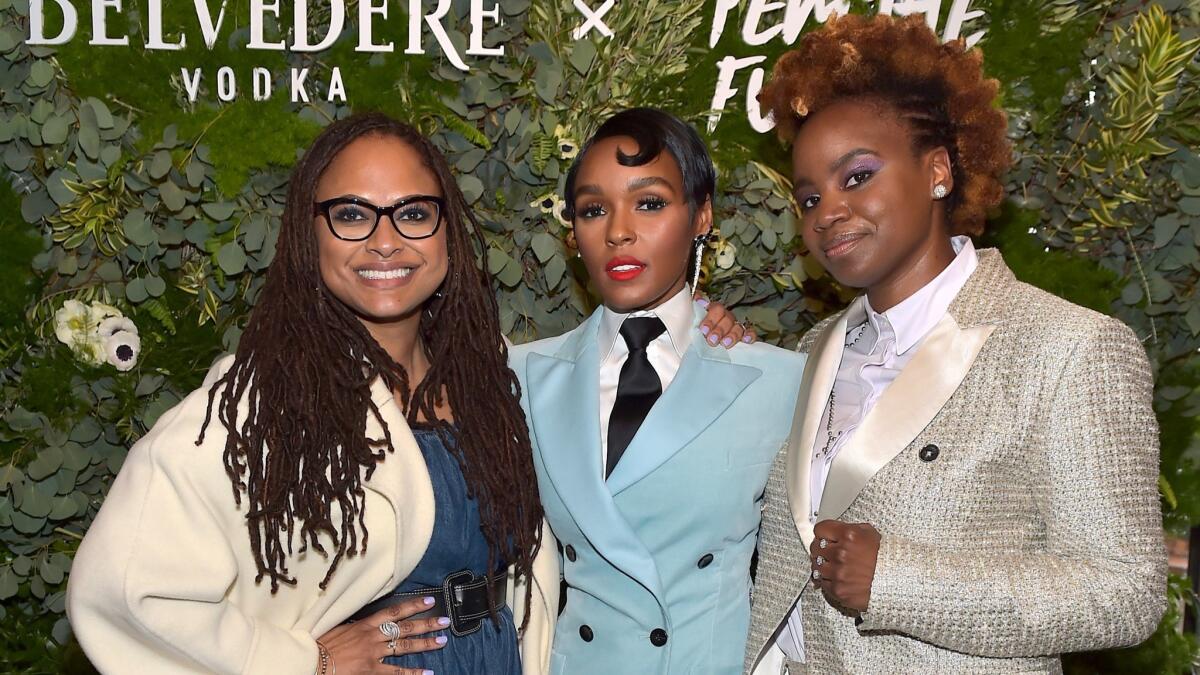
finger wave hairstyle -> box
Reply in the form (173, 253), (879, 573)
(198, 113), (543, 607)
(759, 13), (1011, 235)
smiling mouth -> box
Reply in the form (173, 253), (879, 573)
(823, 233), (867, 258)
(357, 267), (414, 280)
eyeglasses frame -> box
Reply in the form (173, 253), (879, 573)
(314, 194), (446, 241)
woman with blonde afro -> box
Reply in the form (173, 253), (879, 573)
(744, 13), (1165, 674)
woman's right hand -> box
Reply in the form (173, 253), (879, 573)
(316, 596), (449, 674)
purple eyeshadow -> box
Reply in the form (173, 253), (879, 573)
(846, 156), (883, 177)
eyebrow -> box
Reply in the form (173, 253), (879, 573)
(793, 147), (878, 190)
(574, 176), (676, 198)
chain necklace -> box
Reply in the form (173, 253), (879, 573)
(815, 321), (869, 461)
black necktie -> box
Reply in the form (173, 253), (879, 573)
(606, 317), (667, 478)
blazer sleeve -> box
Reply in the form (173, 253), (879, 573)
(66, 396), (319, 675)
(857, 317), (1167, 656)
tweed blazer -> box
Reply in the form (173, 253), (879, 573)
(745, 249), (1166, 674)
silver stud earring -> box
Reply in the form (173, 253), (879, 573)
(932, 184), (949, 199)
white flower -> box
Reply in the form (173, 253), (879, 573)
(104, 330), (140, 372)
(54, 300), (91, 347)
(716, 240), (738, 269)
(531, 193), (570, 227)
(90, 302), (121, 323)
(98, 316), (138, 338)
(554, 124), (579, 160)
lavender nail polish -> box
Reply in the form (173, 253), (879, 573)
(437, 617), (451, 626)
(423, 596), (435, 606)
(435, 636), (448, 645)
(708, 334), (719, 345)
(722, 336), (734, 347)
(700, 324), (710, 335)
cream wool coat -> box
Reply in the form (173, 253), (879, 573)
(67, 355), (558, 675)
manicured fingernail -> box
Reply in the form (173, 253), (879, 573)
(722, 336), (733, 347)
(697, 297), (709, 307)
(437, 617), (451, 626)
(423, 671), (435, 675)
(423, 596), (435, 606)
(742, 335), (753, 343)
(708, 334), (719, 345)
(700, 324), (710, 335)
(435, 636), (448, 645)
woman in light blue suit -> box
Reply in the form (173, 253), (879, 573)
(509, 109), (806, 674)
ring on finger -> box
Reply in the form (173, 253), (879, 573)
(380, 621), (401, 641)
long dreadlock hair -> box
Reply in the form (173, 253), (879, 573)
(198, 113), (543, 615)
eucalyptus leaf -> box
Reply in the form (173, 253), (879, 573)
(569, 40), (597, 75)
(149, 151), (172, 180)
(123, 210), (155, 247)
(216, 242), (247, 275)
(26, 60), (55, 88)
(159, 181), (187, 212)
(531, 232), (557, 263)
(77, 127), (101, 159)
(201, 202), (237, 221)
(41, 115), (69, 145)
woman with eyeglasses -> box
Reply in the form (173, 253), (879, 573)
(67, 113), (559, 675)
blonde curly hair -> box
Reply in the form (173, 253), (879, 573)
(760, 13), (1011, 235)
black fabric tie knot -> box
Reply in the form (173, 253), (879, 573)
(606, 317), (667, 478)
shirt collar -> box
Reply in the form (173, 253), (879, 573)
(599, 286), (695, 361)
(860, 236), (978, 355)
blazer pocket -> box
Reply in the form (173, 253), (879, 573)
(550, 650), (568, 675)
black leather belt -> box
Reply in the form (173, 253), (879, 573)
(347, 570), (507, 637)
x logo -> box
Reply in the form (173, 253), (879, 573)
(572, 0), (616, 39)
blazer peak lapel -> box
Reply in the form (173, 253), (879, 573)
(817, 313), (995, 520)
(785, 312), (850, 550)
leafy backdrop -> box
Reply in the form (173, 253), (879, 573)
(0, 0), (1197, 671)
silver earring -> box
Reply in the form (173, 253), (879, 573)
(932, 184), (949, 199)
(690, 235), (707, 293)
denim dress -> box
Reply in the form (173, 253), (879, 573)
(379, 426), (521, 674)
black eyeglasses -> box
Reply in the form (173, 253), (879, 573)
(315, 195), (445, 241)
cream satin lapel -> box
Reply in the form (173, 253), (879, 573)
(785, 313), (849, 550)
(817, 314), (995, 521)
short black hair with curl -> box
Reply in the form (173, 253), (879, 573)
(562, 107), (716, 221)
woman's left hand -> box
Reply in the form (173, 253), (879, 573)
(697, 298), (756, 348)
(809, 520), (881, 613)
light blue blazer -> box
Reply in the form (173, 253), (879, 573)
(510, 303), (805, 675)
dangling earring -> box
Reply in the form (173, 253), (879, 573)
(932, 184), (949, 199)
(690, 234), (709, 296)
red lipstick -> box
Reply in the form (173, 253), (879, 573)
(605, 256), (646, 281)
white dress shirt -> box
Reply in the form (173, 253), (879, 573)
(597, 286), (695, 474)
(760, 237), (978, 672)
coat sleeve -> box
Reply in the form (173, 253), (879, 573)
(857, 318), (1167, 657)
(66, 393), (319, 675)
(509, 521), (560, 675)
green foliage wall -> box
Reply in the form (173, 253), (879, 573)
(0, 0), (1197, 671)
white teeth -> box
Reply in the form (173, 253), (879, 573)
(358, 268), (413, 280)
(612, 265), (639, 272)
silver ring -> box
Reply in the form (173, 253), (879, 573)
(380, 620), (401, 641)
(815, 555), (825, 567)
(811, 569), (822, 581)
(819, 538), (829, 549)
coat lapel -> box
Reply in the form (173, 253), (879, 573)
(524, 314), (665, 599)
(814, 251), (1009, 522)
(606, 313), (762, 495)
(785, 309), (853, 550)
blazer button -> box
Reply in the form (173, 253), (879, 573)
(650, 628), (668, 647)
(579, 625), (594, 642)
(565, 545), (577, 562)
(919, 444), (940, 462)
(697, 553), (714, 569)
